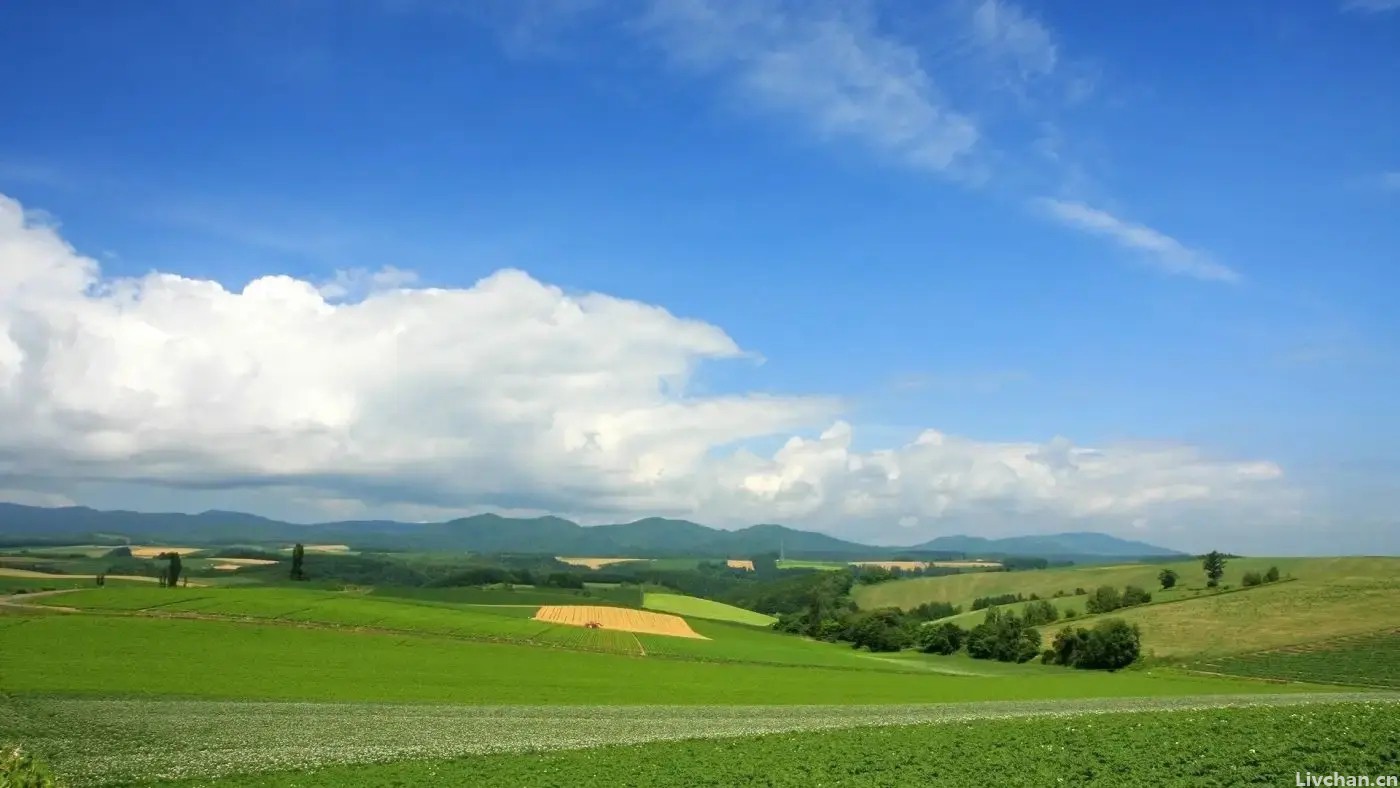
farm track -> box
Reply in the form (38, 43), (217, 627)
(6, 692), (1397, 787)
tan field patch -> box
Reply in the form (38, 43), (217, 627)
(0, 568), (204, 586)
(534, 605), (707, 639)
(297, 544), (351, 553)
(207, 558), (279, 566)
(726, 559), (755, 571)
(556, 557), (646, 570)
(930, 561), (1002, 569)
(129, 546), (201, 558)
(850, 560), (1002, 571)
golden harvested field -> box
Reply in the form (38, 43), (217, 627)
(129, 546), (201, 558)
(930, 561), (1002, 568)
(533, 605), (707, 639)
(727, 559), (755, 571)
(208, 558), (279, 566)
(556, 557), (646, 570)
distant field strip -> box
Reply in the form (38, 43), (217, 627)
(556, 557), (645, 570)
(5, 694), (1394, 787)
(642, 592), (775, 627)
(726, 559), (754, 571)
(534, 604), (705, 639)
(1197, 629), (1400, 689)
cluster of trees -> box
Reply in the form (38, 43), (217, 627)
(1083, 584), (1152, 614)
(1242, 566), (1281, 587)
(1044, 619), (1141, 670)
(971, 592), (1024, 610)
(966, 607), (1042, 663)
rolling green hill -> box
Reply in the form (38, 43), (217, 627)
(856, 556), (1400, 661)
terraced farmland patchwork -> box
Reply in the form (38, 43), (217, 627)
(1197, 630), (1400, 689)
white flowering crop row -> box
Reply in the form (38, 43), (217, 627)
(2, 692), (1395, 786)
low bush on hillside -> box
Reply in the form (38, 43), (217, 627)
(915, 622), (965, 655)
(1044, 619), (1142, 670)
(970, 592), (1023, 611)
(1084, 584), (1152, 614)
(966, 608), (1041, 663)
(1019, 599), (1060, 626)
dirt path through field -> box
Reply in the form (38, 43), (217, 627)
(0, 588), (82, 612)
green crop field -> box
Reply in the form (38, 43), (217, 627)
(1196, 630), (1400, 689)
(776, 559), (846, 570)
(642, 592), (775, 626)
(0, 611), (1333, 706)
(4, 694), (1393, 787)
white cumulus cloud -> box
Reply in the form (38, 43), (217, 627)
(0, 192), (1286, 541)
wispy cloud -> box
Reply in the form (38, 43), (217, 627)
(1036, 198), (1240, 283)
(1341, 0), (1400, 13)
(639, 0), (979, 176)
(968, 0), (1058, 82)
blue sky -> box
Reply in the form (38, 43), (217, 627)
(0, 0), (1396, 553)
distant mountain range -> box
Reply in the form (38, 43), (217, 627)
(0, 502), (1186, 561)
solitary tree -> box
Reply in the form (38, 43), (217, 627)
(163, 552), (183, 589)
(1158, 568), (1178, 590)
(1202, 551), (1227, 588)
(1264, 566), (1280, 583)
(290, 543), (306, 581)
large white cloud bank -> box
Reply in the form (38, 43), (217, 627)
(0, 193), (1286, 540)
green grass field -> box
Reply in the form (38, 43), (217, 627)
(370, 583), (641, 606)
(776, 559), (845, 571)
(1195, 630), (1400, 689)
(642, 592), (775, 626)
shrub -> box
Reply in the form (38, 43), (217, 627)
(847, 609), (910, 653)
(1084, 585), (1122, 614)
(970, 593), (1022, 611)
(916, 622), (965, 655)
(966, 608), (1041, 663)
(1264, 566), (1280, 583)
(0, 745), (57, 787)
(1073, 587), (1087, 596)
(1158, 568), (1178, 590)
(1020, 599), (1060, 627)
(1241, 571), (1263, 587)
(1121, 585), (1152, 607)
(1045, 618), (1141, 671)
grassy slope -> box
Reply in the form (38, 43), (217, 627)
(859, 557), (1400, 657)
(1069, 568), (1400, 658)
(31, 586), (926, 671)
(0, 612), (1327, 705)
(642, 592), (776, 627)
(140, 701), (1400, 788)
